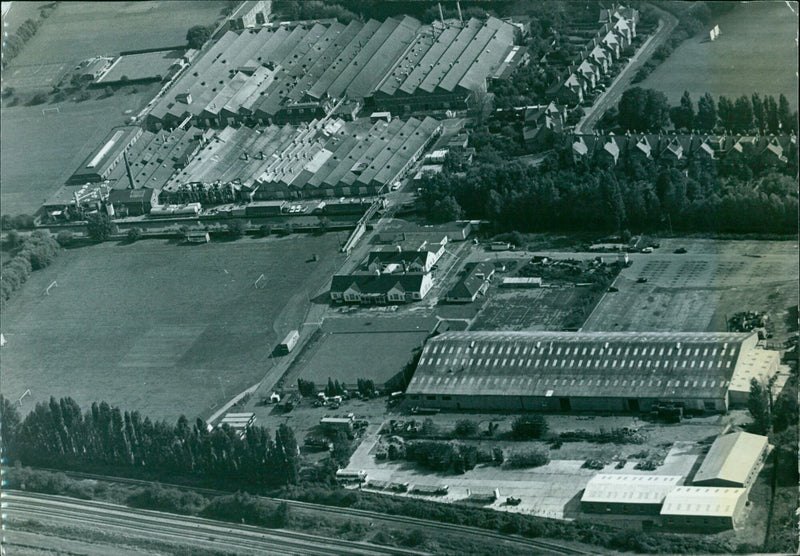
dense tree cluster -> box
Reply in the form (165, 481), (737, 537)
(617, 88), (671, 132)
(186, 25), (213, 49)
(273, 1), (358, 24)
(1, 231), (61, 308)
(403, 440), (479, 474)
(297, 378), (316, 397)
(420, 132), (798, 235)
(511, 415), (549, 440)
(2, 396), (301, 490)
(86, 212), (116, 241)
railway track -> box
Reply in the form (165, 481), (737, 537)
(18, 468), (596, 555)
(4, 491), (423, 556)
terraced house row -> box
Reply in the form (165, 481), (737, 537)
(162, 115), (441, 200)
(145, 15), (521, 130)
(549, 5), (639, 105)
(571, 132), (797, 167)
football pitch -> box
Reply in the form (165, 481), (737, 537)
(0, 235), (344, 421)
(640, 2), (798, 108)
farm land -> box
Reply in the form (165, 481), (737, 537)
(0, 234), (344, 421)
(0, 1), (228, 215)
(640, 2), (799, 108)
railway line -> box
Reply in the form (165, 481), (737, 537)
(16, 468), (597, 555)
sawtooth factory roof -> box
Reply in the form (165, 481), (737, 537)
(406, 331), (758, 399)
(147, 16), (517, 127)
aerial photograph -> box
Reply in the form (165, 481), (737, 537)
(0, 1), (797, 554)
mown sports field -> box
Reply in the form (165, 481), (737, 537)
(640, 2), (798, 108)
(0, 235), (343, 421)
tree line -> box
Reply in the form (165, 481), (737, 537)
(1, 231), (61, 309)
(616, 88), (797, 135)
(420, 145), (798, 236)
(0, 3), (56, 71)
(1, 396), (301, 490)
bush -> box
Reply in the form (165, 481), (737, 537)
(29, 92), (47, 105)
(126, 227), (142, 242)
(86, 212), (115, 241)
(186, 25), (213, 49)
(226, 219), (246, 238)
(505, 448), (550, 469)
(454, 419), (479, 438)
(511, 415), (548, 439)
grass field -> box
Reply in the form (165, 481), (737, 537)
(582, 239), (798, 336)
(0, 84), (160, 215)
(0, 235), (343, 421)
(7, 2), (228, 75)
(640, 2), (798, 108)
(284, 317), (433, 388)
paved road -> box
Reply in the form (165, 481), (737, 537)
(4, 490), (422, 556)
(575, 6), (679, 133)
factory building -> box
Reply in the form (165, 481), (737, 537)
(67, 127), (143, 185)
(145, 15), (519, 131)
(580, 474), (683, 515)
(405, 331), (774, 413)
(692, 431), (769, 489)
(660, 487), (747, 531)
(162, 115), (441, 200)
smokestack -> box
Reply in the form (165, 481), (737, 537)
(124, 151), (135, 189)
(438, 3), (445, 28)
(456, 1), (463, 24)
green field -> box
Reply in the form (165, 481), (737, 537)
(284, 316), (434, 388)
(8, 2), (228, 72)
(641, 2), (798, 108)
(0, 235), (344, 421)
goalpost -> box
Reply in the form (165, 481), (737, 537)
(44, 280), (58, 296)
(254, 274), (266, 289)
(42, 105), (61, 116)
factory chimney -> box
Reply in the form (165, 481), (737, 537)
(456, 1), (463, 24)
(124, 151), (135, 189)
(438, 3), (445, 28)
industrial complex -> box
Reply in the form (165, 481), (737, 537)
(145, 15), (520, 130)
(405, 331), (778, 412)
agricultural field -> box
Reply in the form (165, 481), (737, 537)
(0, 85), (160, 215)
(640, 2), (798, 108)
(283, 316), (435, 389)
(0, 234), (343, 421)
(582, 239), (799, 337)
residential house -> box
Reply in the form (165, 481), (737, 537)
(330, 272), (433, 304)
(445, 262), (495, 303)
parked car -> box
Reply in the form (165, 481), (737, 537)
(637, 277), (648, 283)
(674, 247), (687, 254)
(641, 247), (653, 253)
(506, 496), (521, 506)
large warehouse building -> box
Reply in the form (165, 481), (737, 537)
(162, 115), (441, 199)
(145, 15), (519, 130)
(405, 331), (774, 413)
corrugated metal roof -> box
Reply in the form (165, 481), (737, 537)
(581, 474), (682, 505)
(693, 431), (768, 486)
(660, 487), (745, 517)
(406, 331), (756, 399)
